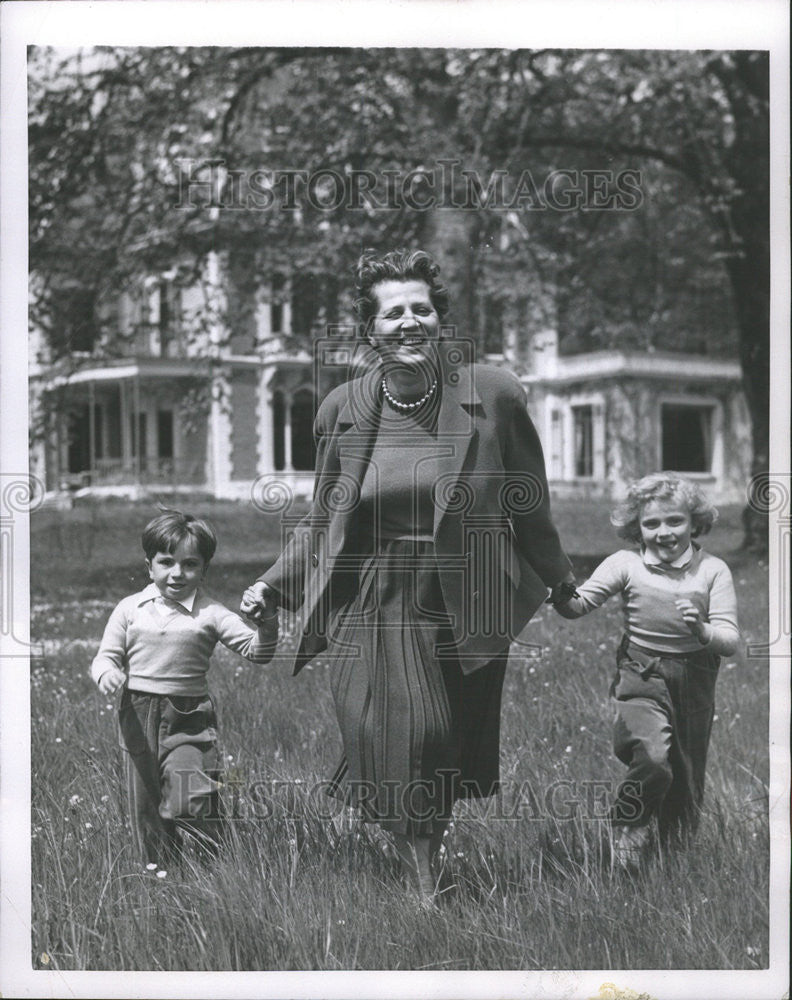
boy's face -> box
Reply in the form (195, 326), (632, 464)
(146, 536), (207, 600)
(639, 498), (693, 563)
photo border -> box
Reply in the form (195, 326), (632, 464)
(2, 2), (789, 998)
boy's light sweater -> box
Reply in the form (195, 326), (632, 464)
(555, 546), (739, 657)
(91, 583), (277, 695)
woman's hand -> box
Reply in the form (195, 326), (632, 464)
(546, 572), (579, 606)
(98, 666), (126, 696)
(241, 582), (278, 622)
(675, 598), (711, 644)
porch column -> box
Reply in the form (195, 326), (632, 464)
(133, 375), (141, 483)
(28, 386), (48, 490)
(120, 378), (131, 474)
(88, 380), (96, 480)
(283, 391), (293, 473)
(257, 368), (276, 475)
(57, 404), (68, 487)
(208, 365), (232, 496)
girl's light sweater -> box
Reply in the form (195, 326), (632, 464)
(91, 584), (278, 696)
(555, 547), (739, 656)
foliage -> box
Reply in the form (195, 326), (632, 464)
(28, 47), (769, 542)
(29, 48), (758, 354)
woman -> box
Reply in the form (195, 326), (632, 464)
(242, 249), (574, 898)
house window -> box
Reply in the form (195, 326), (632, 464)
(572, 405), (594, 478)
(67, 404), (91, 473)
(157, 410), (174, 459)
(104, 391), (122, 460)
(291, 273), (320, 335)
(549, 409), (563, 479)
(130, 412), (147, 467)
(157, 281), (181, 357)
(52, 287), (98, 355)
(661, 404), (713, 472)
(291, 391), (316, 471)
(273, 393), (285, 471)
(483, 294), (503, 355)
(270, 273), (286, 334)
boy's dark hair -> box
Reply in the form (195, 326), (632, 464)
(353, 248), (450, 326)
(142, 509), (217, 564)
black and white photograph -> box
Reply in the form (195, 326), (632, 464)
(1, 1), (789, 998)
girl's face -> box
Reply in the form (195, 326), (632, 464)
(368, 279), (440, 370)
(147, 536), (207, 600)
(639, 498), (693, 563)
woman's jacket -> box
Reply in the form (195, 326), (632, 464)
(259, 351), (572, 675)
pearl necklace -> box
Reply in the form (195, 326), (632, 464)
(381, 376), (438, 411)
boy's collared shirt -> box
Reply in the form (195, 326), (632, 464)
(91, 584), (277, 695)
(139, 583), (198, 618)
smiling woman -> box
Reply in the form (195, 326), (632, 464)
(242, 248), (574, 901)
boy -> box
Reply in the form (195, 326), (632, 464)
(91, 510), (278, 867)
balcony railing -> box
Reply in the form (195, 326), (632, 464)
(64, 457), (205, 488)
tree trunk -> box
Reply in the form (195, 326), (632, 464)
(720, 55), (770, 553)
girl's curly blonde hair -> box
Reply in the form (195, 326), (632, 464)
(610, 472), (718, 545)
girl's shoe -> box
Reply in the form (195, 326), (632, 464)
(612, 824), (651, 873)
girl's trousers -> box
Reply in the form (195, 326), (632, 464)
(610, 636), (720, 841)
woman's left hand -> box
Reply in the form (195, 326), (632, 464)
(241, 582), (278, 621)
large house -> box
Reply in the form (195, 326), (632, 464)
(29, 251), (751, 506)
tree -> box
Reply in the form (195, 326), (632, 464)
(29, 47), (768, 546)
(443, 49), (768, 546)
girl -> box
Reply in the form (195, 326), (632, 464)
(551, 473), (739, 869)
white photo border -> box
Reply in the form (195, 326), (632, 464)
(2, 1), (789, 998)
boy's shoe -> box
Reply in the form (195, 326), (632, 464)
(611, 824), (651, 873)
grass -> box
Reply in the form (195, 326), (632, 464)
(29, 499), (769, 971)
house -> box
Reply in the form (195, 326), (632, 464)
(29, 251), (752, 507)
(522, 329), (751, 505)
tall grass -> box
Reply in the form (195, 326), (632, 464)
(30, 501), (769, 970)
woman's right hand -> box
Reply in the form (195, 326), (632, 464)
(241, 581), (278, 621)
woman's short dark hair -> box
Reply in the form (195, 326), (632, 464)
(142, 508), (217, 564)
(353, 248), (450, 326)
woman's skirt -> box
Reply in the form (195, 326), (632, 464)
(326, 538), (507, 836)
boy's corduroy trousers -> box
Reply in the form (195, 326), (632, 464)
(118, 689), (223, 865)
(610, 635), (720, 842)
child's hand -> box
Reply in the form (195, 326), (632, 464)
(98, 666), (126, 695)
(675, 599), (711, 643)
(241, 583), (278, 623)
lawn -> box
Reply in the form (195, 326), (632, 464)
(29, 498), (769, 971)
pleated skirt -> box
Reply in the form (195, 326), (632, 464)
(326, 538), (507, 835)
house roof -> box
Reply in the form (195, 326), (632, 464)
(523, 348), (742, 386)
(33, 355), (213, 389)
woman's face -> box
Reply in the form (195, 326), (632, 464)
(368, 279), (440, 370)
